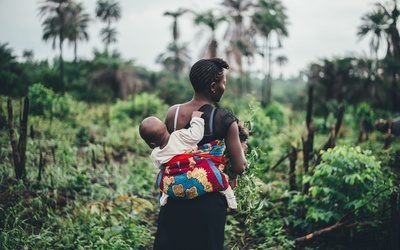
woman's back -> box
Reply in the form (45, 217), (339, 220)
(166, 103), (237, 144)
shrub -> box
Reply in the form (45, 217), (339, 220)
(264, 102), (287, 127)
(28, 83), (55, 116)
(52, 93), (75, 120)
(110, 93), (166, 125)
(300, 146), (393, 228)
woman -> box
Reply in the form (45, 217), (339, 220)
(153, 58), (247, 250)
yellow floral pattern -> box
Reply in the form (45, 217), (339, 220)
(189, 157), (196, 167)
(163, 176), (175, 193)
(187, 167), (213, 192)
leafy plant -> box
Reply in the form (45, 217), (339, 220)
(110, 92), (166, 125)
(299, 146), (393, 228)
(28, 83), (55, 116)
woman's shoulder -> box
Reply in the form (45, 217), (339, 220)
(215, 107), (237, 120)
(166, 104), (180, 113)
(165, 104), (181, 118)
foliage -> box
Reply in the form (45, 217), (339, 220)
(264, 102), (287, 127)
(154, 76), (193, 105)
(28, 83), (75, 120)
(1, 93), (160, 249)
(1, 1), (399, 247)
(355, 102), (375, 135)
(0, 43), (29, 96)
(0, 182), (155, 249)
(225, 149), (296, 250)
(1, 85), (399, 249)
(293, 145), (393, 231)
(28, 83), (55, 116)
(110, 92), (167, 125)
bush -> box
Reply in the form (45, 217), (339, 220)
(155, 78), (192, 105)
(298, 145), (393, 229)
(52, 93), (75, 120)
(264, 102), (287, 127)
(110, 93), (166, 125)
(28, 83), (55, 116)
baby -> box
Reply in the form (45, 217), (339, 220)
(139, 111), (237, 208)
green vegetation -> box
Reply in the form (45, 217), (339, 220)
(1, 83), (399, 249)
(1, 0), (400, 249)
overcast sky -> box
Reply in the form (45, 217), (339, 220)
(0, 0), (382, 78)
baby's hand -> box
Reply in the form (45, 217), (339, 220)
(192, 111), (203, 118)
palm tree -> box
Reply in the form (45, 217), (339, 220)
(22, 50), (34, 63)
(164, 8), (189, 43)
(66, 2), (90, 63)
(379, 0), (400, 112)
(162, 8), (190, 78)
(252, 0), (289, 106)
(156, 42), (191, 76)
(100, 26), (118, 50)
(38, 0), (74, 91)
(221, 0), (255, 95)
(95, 0), (121, 52)
(357, 5), (390, 59)
(193, 10), (227, 58)
(355, 55), (388, 105)
(95, 0), (121, 27)
(275, 54), (287, 78)
(358, 0), (400, 111)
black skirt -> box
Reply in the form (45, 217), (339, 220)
(153, 192), (228, 250)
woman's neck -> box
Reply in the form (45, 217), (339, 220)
(190, 93), (212, 106)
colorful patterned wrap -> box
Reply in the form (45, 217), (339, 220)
(156, 140), (230, 200)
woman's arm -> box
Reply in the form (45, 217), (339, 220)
(225, 122), (247, 174)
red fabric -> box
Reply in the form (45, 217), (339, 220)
(166, 153), (225, 167)
(158, 153), (229, 198)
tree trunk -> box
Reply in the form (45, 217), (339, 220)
(37, 141), (44, 182)
(391, 69), (398, 112)
(322, 103), (345, 151)
(306, 85), (313, 128)
(261, 75), (268, 107)
(302, 122), (314, 194)
(390, 190), (400, 250)
(7, 97), (29, 180)
(0, 96), (6, 130)
(303, 85), (314, 194)
(209, 39), (217, 58)
(58, 5), (65, 93)
(74, 40), (78, 63)
(18, 97), (29, 178)
(289, 145), (297, 191)
(383, 118), (393, 149)
(59, 36), (65, 92)
(7, 98), (20, 178)
(266, 35), (273, 105)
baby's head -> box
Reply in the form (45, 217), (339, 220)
(238, 121), (250, 155)
(238, 121), (250, 142)
(139, 116), (168, 149)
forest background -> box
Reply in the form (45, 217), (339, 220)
(1, 0), (400, 249)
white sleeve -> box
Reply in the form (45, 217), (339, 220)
(177, 117), (204, 146)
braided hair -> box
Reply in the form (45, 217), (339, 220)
(189, 58), (230, 92)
